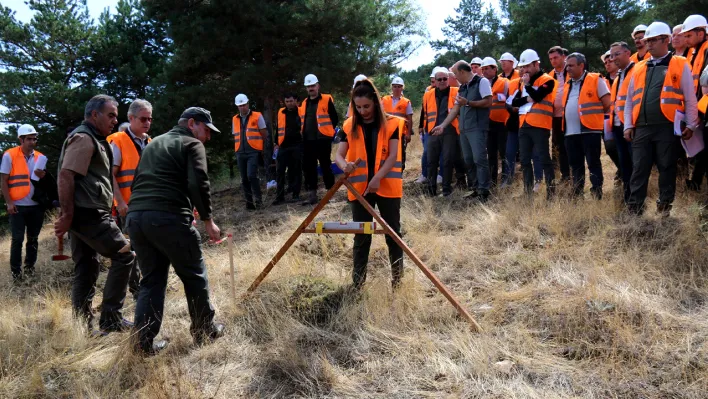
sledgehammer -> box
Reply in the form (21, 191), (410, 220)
(52, 235), (70, 261)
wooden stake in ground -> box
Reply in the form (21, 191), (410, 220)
(245, 159), (482, 332)
(228, 233), (235, 302)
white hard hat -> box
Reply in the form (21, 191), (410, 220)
(391, 76), (404, 86)
(304, 73), (319, 86)
(352, 74), (367, 88)
(432, 66), (448, 77)
(430, 69), (437, 78)
(681, 15), (708, 34)
(632, 24), (648, 38)
(480, 57), (497, 68)
(234, 93), (249, 106)
(600, 50), (611, 62)
(498, 52), (515, 62)
(644, 22), (672, 40)
(470, 57), (483, 66)
(17, 124), (37, 137)
(517, 49), (540, 67)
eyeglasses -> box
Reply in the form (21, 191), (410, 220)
(436, 77), (448, 82)
(645, 37), (664, 43)
(139, 116), (153, 123)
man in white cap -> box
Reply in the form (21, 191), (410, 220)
(417, 67), (446, 184)
(498, 53), (520, 80)
(432, 60), (493, 201)
(233, 93), (268, 210)
(299, 73), (339, 205)
(630, 24), (650, 63)
(681, 15), (708, 191)
(509, 49), (557, 198)
(602, 51), (619, 84)
(623, 22), (699, 216)
(481, 57), (510, 187)
(547, 46), (571, 182)
(672, 24), (689, 57)
(382, 77), (413, 171)
(470, 57), (483, 76)
(421, 66), (463, 196)
(1, 124), (48, 283)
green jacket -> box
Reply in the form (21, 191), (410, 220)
(128, 125), (213, 220)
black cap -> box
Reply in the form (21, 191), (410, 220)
(180, 107), (220, 133)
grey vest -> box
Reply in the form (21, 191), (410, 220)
(459, 75), (490, 132)
(638, 58), (671, 126)
(57, 122), (114, 211)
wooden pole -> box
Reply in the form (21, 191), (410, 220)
(228, 233), (235, 302)
(343, 180), (483, 332)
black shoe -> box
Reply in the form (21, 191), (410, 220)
(478, 193), (490, 203)
(301, 191), (318, 205)
(272, 196), (286, 205)
(657, 202), (672, 217)
(463, 190), (479, 199)
(254, 200), (263, 209)
(686, 179), (701, 192)
(441, 191), (453, 197)
(291, 194), (301, 202)
(101, 318), (134, 333)
(138, 339), (169, 356)
(194, 323), (225, 345)
(246, 202), (256, 210)
(11, 273), (23, 285)
(24, 267), (35, 278)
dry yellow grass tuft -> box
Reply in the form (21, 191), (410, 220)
(1, 137), (707, 398)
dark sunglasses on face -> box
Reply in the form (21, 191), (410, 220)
(139, 116), (153, 123)
(437, 77), (448, 82)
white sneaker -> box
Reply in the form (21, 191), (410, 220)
(266, 180), (277, 190)
(437, 175), (443, 184)
(414, 174), (428, 184)
(533, 181), (541, 193)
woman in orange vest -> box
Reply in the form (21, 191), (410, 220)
(335, 78), (404, 289)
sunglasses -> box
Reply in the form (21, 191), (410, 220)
(139, 116), (153, 123)
(436, 77), (448, 82)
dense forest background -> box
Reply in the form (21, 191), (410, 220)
(0, 0), (706, 178)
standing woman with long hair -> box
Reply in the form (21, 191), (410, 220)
(335, 78), (405, 289)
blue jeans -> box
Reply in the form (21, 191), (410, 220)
(505, 130), (544, 184)
(421, 133), (443, 178)
(460, 129), (491, 193)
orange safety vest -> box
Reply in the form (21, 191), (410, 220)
(699, 96), (708, 114)
(233, 111), (264, 152)
(609, 64), (636, 126)
(275, 107), (300, 146)
(422, 87), (459, 133)
(381, 95), (411, 118)
(630, 51), (650, 63)
(425, 85), (435, 92)
(500, 70), (520, 80)
(298, 94), (336, 137)
(629, 56), (688, 125)
(519, 73), (555, 130)
(490, 77), (510, 123)
(344, 116), (403, 201)
(561, 72), (605, 131)
(688, 40), (708, 93)
(106, 131), (150, 204)
(4, 147), (42, 201)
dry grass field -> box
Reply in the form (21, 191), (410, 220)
(1, 133), (707, 398)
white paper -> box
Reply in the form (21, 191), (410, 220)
(674, 110), (685, 137)
(603, 115), (613, 141)
(518, 86), (533, 115)
(497, 93), (507, 102)
(31, 155), (47, 181)
(682, 124), (705, 158)
(506, 90), (518, 106)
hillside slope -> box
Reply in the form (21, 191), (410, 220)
(1, 137), (707, 398)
